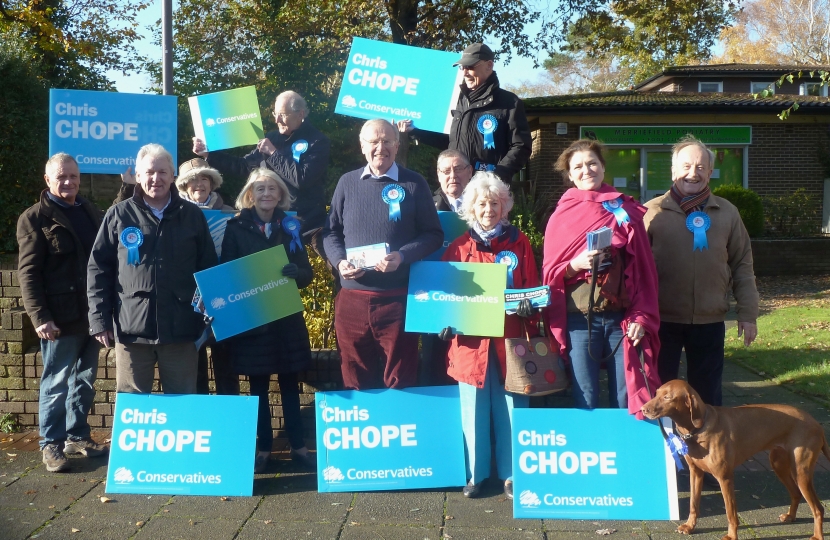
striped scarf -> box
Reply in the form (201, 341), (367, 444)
(670, 184), (710, 215)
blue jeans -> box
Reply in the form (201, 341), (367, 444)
(566, 311), (626, 410)
(39, 334), (100, 449)
(458, 343), (529, 484)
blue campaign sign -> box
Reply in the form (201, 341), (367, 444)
(512, 409), (679, 520)
(106, 393), (258, 496)
(335, 37), (463, 134)
(202, 210), (234, 259)
(49, 89), (177, 174)
(316, 386), (466, 492)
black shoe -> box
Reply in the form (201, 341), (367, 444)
(290, 449), (317, 470)
(504, 480), (514, 500)
(462, 480), (483, 498)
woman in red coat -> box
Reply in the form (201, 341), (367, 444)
(440, 171), (539, 500)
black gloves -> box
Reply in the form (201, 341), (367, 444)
(516, 299), (534, 318)
(438, 326), (454, 341)
(282, 263), (299, 279)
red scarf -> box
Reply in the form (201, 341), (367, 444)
(542, 184), (662, 419)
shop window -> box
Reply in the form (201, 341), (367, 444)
(698, 81), (723, 93)
(800, 82), (828, 97)
(708, 148), (744, 189)
(603, 148), (641, 200)
(751, 82), (775, 95)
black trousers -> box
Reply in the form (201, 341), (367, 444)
(248, 372), (305, 452)
(196, 341), (240, 396)
(657, 321), (726, 406)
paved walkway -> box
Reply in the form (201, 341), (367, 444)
(1, 357), (829, 540)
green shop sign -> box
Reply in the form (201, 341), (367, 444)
(580, 126), (752, 145)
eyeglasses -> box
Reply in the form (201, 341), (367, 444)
(273, 111), (298, 120)
(459, 62), (481, 71)
(361, 138), (397, 147)
(438, 165), (470, 175)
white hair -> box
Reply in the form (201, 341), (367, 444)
(359, 119), (400, 144)
(671, 135), (715, 169)
(136, 144), (175, 175)
(458, 172), (514, 227)
(235, 168), (293, 211)
(276, 90), (308, 113)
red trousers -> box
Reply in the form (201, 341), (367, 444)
(334, 288), (419, 390)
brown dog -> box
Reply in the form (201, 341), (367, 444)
(641, 379), (830, 540)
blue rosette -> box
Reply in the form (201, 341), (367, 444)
(281, 215), (303, 252)
(291, 139), (309, 163)
(477, 114), (498, 150)
(666, 432), (688, 471)
(686, 211), (711, 251)
(381, 184), (406, 222)
(120, 227), (143, 267)
(602, 197), (630, 225)
(496, 250), (518, 288)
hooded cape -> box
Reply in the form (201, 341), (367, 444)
(542, 184), (662, 418)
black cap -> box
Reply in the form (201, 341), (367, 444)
(452, 43), (495, 67)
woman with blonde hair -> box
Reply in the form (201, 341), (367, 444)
(440, 171), (540, 500)
(221, 168), (315, 473)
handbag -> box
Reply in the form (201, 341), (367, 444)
(504, 320), (568, 396)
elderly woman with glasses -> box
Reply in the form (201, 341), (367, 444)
(221, 168), (315, 473)
(542, 139), (661, 416)
(439, 171), (539, 501)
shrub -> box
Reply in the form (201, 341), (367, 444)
(762, 188), (820, 237)
(0, 35), (49, 253)
(711, 184), (764, 237)
(301, 250), (336, 349)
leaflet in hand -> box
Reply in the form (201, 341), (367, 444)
(586, 226), (613, 272)
(504, 286), (551, 314)
(346, 243), (390, 270)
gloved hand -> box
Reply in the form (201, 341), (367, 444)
(438, 326), (454, 341)
(282, 263), (299, 279)
(516, 299), (534, 318)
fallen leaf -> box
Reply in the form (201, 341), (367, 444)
(71, 528), (80, 533)
(163, 509), (169, 513)
(136, 521), (145, 527)
(445, 515), (454, 520)
(331, 502), (343, 506)
(220, 496), (229, 501)
(349, 521), (360, 526)
(99, 496), (111, 503)
(48, 505), (55, 509)
(596, 528), (616, 535)
(410, 508), (420, 512)
(24, 490), (37, 495)
(484, 509), (494, 513)
(263, 520), (272, 525)
(751, 495), (760, 500)
(6, 453), (17, 457)
(189, 519), (195, 526)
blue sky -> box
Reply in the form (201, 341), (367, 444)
(108, 1), (549, 95)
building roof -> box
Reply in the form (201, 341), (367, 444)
(523, 91), (830, 115)
(635, 63), (830, 91)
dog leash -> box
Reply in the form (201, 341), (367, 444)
(636, 346), (688, 470)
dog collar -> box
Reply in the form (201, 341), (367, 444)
(677, 409), (708, 440)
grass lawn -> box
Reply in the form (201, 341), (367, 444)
(725, 295), (830, 401)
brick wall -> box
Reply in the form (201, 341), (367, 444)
(751, 238), (830, 276)
(0, 255), (343, 443)
(528, 120), (829, 233)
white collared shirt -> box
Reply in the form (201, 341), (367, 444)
(143, 194), (172, 220)
(361, 162), (399, 181)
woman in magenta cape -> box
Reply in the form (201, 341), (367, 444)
(542, 139), (661, 418)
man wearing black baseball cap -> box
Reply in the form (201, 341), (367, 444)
(399, 43), (531, 185)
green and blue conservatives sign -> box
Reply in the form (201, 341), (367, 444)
(423, 211), (469, 261)
(194, 245), (304, 340)
(512, 409), (679, 520)
(106, 393), (257, 496)
(316, 386), (466, 492)
(335, 37), (463, 134)
(189, 85), (264, 151)
(405, 261), (507, 336)
(49, 89), (177, 174)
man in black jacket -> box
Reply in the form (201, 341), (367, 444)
(434, 150), (473, 211)
(400, 43), (532, 184)
(17, 153), (107, 472)
(87, 144), (217, 395)
(192, 90), (330, 238)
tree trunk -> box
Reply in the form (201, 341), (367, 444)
(386, 0), (419, 44)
